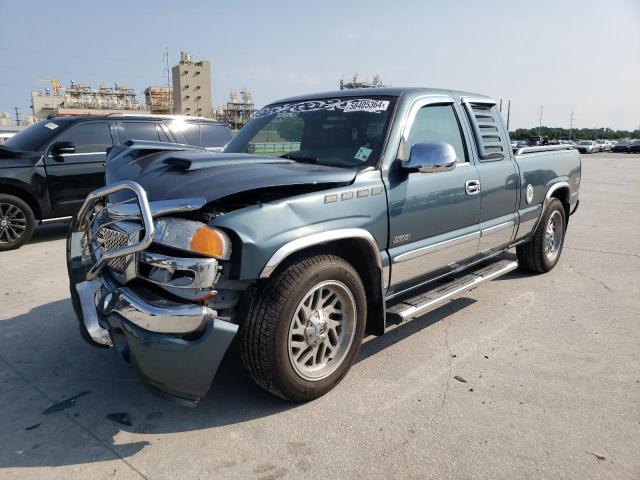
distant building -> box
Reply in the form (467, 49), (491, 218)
(339, 73), (387, 90)
(144, 86), (173, 114)
(31, 80), (149, 119)
(214, 89), (257, 131)
(171, 51), (213, 117)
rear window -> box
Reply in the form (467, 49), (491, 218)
(168, 122), (232, 148)
(120, 122), (162, 142)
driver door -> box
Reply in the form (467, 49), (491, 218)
(386, 99), (481, 294)
(44, 121), (115, 217)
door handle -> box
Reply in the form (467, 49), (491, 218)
(465, 180), (481, 195)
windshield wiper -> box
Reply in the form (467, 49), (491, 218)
(279, 154), (319, 164)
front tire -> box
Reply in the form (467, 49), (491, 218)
(517, 198), (566, 273)
(240, 254), (367, 402)
(0, 194), (35, 251)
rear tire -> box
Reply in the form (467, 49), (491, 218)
(240, 254), (366, 402)
(517, 198), (566, 273)
(0, 194), (35, 251)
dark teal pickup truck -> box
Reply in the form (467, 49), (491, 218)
(67, 87), (581, 404)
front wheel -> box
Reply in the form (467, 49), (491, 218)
(0, 194), (35, 251)
(240, 254), (366, 402)
(517, 198), (566, 273)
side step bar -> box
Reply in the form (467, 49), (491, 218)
(386, 259), (518, 323)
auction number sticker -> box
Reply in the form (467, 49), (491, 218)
(44, 122), (59, 130)
(343, 99), (390, 113)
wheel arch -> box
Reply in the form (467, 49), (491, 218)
(0, 183), (42, 219)
(546, 181), (570, 221)
(259, 229), (387, 336)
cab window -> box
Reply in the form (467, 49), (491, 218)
(405, 105), (467, 163)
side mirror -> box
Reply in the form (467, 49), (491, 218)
(399, 142), (457, 173)
(51, 141), (76, 157)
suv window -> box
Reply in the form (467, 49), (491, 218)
(405, 105), (467, 163)
(120, 122), (161, 143)
(54, 122), (113, 154)
(169, 122), (232, 148)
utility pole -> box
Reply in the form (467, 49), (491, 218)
(538, 105), (543, 138)
(506, 100), (511, 131)
(569, 109), (575, 141)
(13, 107), (20, 126)
(165, 48), (170, 87)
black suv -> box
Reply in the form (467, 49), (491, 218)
(0, 115), (232, 250)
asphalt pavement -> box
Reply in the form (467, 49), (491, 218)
(1, 153), (638, 479)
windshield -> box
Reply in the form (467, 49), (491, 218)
(579, 141), (592, 145)
(224, 96), (397, 168)
(3, 120), (66, 151)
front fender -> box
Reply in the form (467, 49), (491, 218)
(210, 170), (388, 281)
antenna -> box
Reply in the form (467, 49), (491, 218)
(506, 100), (511, 131)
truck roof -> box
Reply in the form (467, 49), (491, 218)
(272, 87), (495, 105)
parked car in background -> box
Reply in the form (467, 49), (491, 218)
(576, 140), (598, 154)
(594, 139), (608, 152)
(0, 115), (232, 250)
(612, 140), (631, 153)
(68, 87), (581, 403)
(629, 140), (640, 153)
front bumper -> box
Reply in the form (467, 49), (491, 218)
(67, 181), (238, 403)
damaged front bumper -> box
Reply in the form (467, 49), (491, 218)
(67, 181), (238, 404)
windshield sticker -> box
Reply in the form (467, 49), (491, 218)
(44, 122), (59, 130)
(254, 98), (390, 119)
(354, 146), (373, 162)
(343, 99), (389, 113)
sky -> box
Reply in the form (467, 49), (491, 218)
(0, 0), (638, 130)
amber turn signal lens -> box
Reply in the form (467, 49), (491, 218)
(189, 227), (230, 259)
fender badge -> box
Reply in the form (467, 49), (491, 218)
(526, 184), (534, 204)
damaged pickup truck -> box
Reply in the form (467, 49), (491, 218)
(68, 88), (581, 404)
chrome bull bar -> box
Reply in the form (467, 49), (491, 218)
(74, 181), (155, 280)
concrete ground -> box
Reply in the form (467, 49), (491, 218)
(0, 153), (638, 479)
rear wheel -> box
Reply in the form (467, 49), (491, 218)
(517, 198), (566, 273)
(240, 254), (366, 402)
(0, 194), (35, 251)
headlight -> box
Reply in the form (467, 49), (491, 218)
(153, 218), (231, 260)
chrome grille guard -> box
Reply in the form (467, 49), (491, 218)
(73, 181), (155, 279)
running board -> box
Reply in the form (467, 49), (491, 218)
(386, 259), (518, 323)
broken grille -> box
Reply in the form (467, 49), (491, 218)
(97, 227), (136, 272)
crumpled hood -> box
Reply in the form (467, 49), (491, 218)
(106, 146), (357, 203)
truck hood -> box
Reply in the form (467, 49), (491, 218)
(106, 146), (357, 204)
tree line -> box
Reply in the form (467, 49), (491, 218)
(509, 127), (640, 141)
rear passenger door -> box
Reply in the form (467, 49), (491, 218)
(44, 121), (115, 216)
(462, 100), (518, 256)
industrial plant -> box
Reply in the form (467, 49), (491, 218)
(4, 51), (256, 131)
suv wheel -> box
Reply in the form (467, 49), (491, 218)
(240, 254), (366, 402)
(517, 198), (566, 273)
(0, 194), (35, 251)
